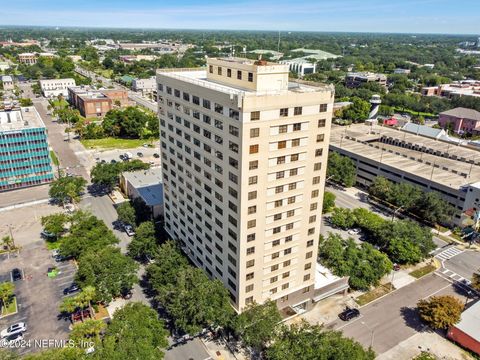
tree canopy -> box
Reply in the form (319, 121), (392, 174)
(322, 191), (336, 213)
(49, 176), (87, 205)
(417, 295), (464, 330)
(327, 152), (356, 187)
(128, 221), (158, 261)
(116, 201), (136, 226)
(91, 160), (150, 191)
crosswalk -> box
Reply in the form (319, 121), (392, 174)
(437, 268), (468, 283)
(435, 246), (464, 262)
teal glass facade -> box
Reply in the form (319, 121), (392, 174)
(0, 127), (54, 191)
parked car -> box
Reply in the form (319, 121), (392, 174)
(348, 228), (361, 235)
(124, 225), (135, 237)
(110, 159), (117, 164)
(339, 307), (360, 321)
(63, 283), (80, 295)
(0, 333), (23, 347)
(1, 323), (27, 338)
(153, 153), (160, 158)
(119, 154), (125, 161)
(393, 263), (401, 271)
(11, 268), (22, 281)
(41, 230), (56, 239)
(137, 152), (143, 157)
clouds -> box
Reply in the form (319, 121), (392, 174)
(0, 0), (479, 34)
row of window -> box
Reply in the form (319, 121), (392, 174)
(209, 65), (254, 82)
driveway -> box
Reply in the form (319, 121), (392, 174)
(0, 241), (74, 356)
(329, 274), (469, 355)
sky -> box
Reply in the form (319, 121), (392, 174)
(0, 0), (479, 34)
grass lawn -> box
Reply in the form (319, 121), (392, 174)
(1, 297), (17, 317)
(355, 283), (395, 306)
(50, 98), (69, 109)
(95, 69), (113, 79)
(81, 137), (149, 150)
(393, 107), (437, 118)
(409, 264), (437, 279)
(50, 151), (60, 166)
(45, 239), (61, 250)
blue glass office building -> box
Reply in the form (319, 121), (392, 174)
(0, 107), (54, 191)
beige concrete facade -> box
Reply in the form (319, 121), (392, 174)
(157, 57), (334, 312)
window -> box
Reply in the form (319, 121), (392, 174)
(292, 138), (300, 147)
(247, 233), (256, 242)
(229, 125), (239, 137)
(288, 196), (295, 204)
(283, 260), (291, 267)
(214, 103), (223, 114)
(273, 227), (281, 234)
(277, 156), (285, 165)
(251, 111), (260, 121)
(248, 205), (257, 214)
(304, 274), (311, 281)
(306, 251), (313, 259)
(291, 154), (299, 161)
(319, 103), (328, 112)
(249, 160), (258, 170)
(279, 125), (287, 133)
(227, 68), (232, 77)
(307, 239), (314, 247)
(203, 99), (211, 109)
(285, 235), (293, 243)
(193, 96), (200, 105)
(310, 203), (318, 211)
(282, 271), (290, 279)
(271, 264), (279, 271)
(275, 186), (283, 194)
(317, 134), (325, 142)
(246, 259), (255, 268)
(312, 176), (320, 185)
(183, 92), (190, 101)
(318, 119), (326, 127)
(250, 128), (259, 138)
(217, 67), (222, 75)
(276, 171), (284, 180)
(315, 149), (323, 157)
(237, 70), (242, 80)
(293, 123), (301, 131)
(280, 108), (288, 117)
(246, 284), (254, 292)
(311, 190), (319, 198)
(215, 119), (223, 129)
(246, 296), (253, 305)
(278, 141), (286, 149)
(274, 200), (283, 207)
(282, 283), (289, 290)
(248, 72), (253, 82)
(272, 239), (281, 247)
(288, 182), (296, 190)
(284, 248), (292, 255)
(289, 168), (298, 176)
(272, 252), (279, 259)
(314, 162), (322, 171)
(248, 176), (258, 185)
(309, 215), (316, 224)
(248, 191), (257, 200)
(246, 272), (254, 280)
(270, 276), (278, 283)
(249, 144), (259, 154)
(305, 263), (312, 270)
(247, 220), (256, 229)
(247, 247), (255, 255)
(294, 106), (302, 115)
(287, 210), (295, 217)
(274, 213), (282, 221)
(209, 65), (213, 73)
(229, 141), (239, 153)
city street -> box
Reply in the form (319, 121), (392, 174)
(329, 274), (469, 355)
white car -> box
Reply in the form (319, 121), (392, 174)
(124, 225), (135, 237)
(348, 228), (361, 235)
(0, 333), (23, 347)
(1, 323), (27, 338)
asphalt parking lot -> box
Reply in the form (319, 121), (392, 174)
(0, 241), (76, 355)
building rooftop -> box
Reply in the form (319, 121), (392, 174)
(402, 123), (446, 139)
(122, 168), (163, 207)
(0, 106), (46, 131)
(1, 75), (13, 82)
(330, 123), (480, 190)
(452, 301), (480, 343)
(440, 107), (480, 121)
(346, 72), (387, 80)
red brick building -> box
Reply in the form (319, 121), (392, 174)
(68, 86), (129, 118)
(447, 301), (480, 355)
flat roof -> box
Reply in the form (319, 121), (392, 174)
(1, 75), (13, 82)
(0, 107), (46, 131)
(453, 301), (480, 342)
(315, 262), (342, 289)
(123, 168), (163, 207)
(330, 124), (480, 190)
(157, 69), (332, 96)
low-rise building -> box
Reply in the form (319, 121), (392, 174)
(39, 78), (76, 99)
(0, 106), (54, 191)
(447, 301), (480, 355)
(438, 107), (480, 135)
(0, 62), (10, 71)
(68, 86), (129, 118)
(18, 53), (37, 65)
(119, 55), (157, 63)
(1, 75), (14, 90)
(393, 68), (411, 74)
(68, 55), (82, 62)
(280, 58), (316, 77)
(132, 77), (156, 95)
(330, 123), (480, 226)
(120, 168), (163, 218)
(421, 80), (480, 100)
(345, 72), (387, 88)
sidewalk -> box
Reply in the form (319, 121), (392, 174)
(377, 331), (474, 360)
(202, 336), (248, 360)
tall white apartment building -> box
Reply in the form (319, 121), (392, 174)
(157, 58), (334, 312)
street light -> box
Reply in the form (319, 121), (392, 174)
(361, 321), (375, 348)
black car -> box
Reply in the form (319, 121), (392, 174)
(63, 283), (80, 295)
(111, 159), (117, 164)
(11, 268), (22, 281)
(137, 152), (144, 157)
(119, 154), (125, 160)
(153, 153), (160, 158)
(339, 307), (360, 321)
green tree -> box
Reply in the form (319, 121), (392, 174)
(76, 247), (138, 302)
(1, 235), (16, 252)
(19, 98), (33, 106)
(342, 97), (371, 122)
(95, 302), (168, 360)
(59, 211), (119, 259)
(266, 321), (375, 360)
(369, 176), (392, 201)
(0, 349), (19, 360)
(322, 191), (336, 213)
(49, 176), (87, 205)
(327, 152), (356, 187)
(90, 162), (122, 190)
(116, 201), (136, 226)
(417, 295), (464, 330)
(0, 282), (15, 312)
(128, 221), (157, 261)
(330, 207), (355, 229)
(413, 352), (437, 360)
(472, 271), (480, 292)
(414, 191), (456, 225)
(69, 319), (106, 345)
(41, 213), (69, 238)
(23, 347), (86, 360)
(234, 300), (281, 352)
(59, 286), (96, 322)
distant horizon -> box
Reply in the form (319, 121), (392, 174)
(0, 24), (478, 37)
(0, 0), (479, 35)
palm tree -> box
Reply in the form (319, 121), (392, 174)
(0, 282), (15, 314)
(70, 319), (106, 344)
